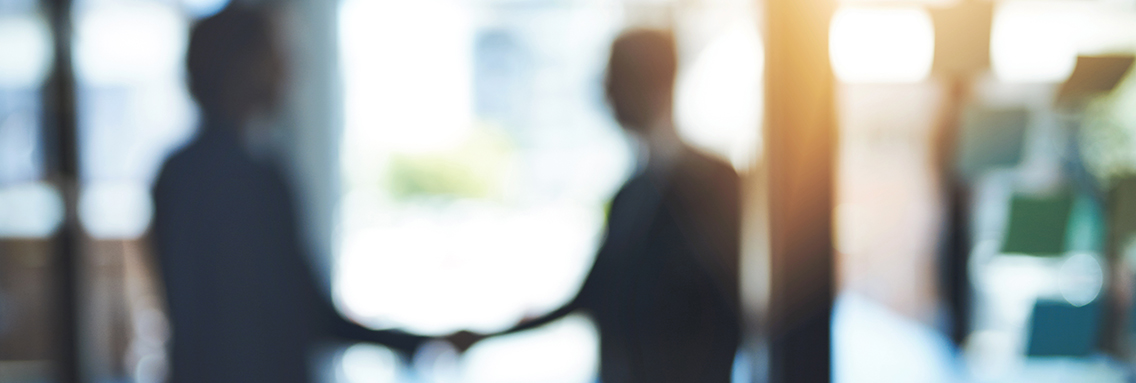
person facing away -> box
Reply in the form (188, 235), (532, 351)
(450, 29), (742, 383)
(151, 6), (426, 383)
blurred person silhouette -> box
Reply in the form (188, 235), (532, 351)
(448, 29), (742, 383)
(151, 6), (427, 383)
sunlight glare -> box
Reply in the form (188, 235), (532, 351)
(830, 7), (935, 84)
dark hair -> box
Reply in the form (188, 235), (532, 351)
(186, 6), (277, 118)
(605, 29), (677, 132)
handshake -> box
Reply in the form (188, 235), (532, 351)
(442, 330), (488, 354)
(437, 313), (544, 354)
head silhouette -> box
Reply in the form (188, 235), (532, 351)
(187, 6), (283, 126)
(605, 29), (677, 135)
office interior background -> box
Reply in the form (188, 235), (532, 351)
(4, 0), (1136, 381)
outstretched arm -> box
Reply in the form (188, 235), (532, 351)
(446, 295), (583, 353)
(272, 169), (431, 356)
(448, 248), (605, 352)
(323, 306), (430, 355)
(292, 245), (430, 355)
(447, 186), (632, 352)
(499, 295), (583, 336)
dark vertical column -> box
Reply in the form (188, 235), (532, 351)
(42, 0), (81, 380)
(929, 1), (992, 346)
(763, 0), (835, 382)
(932, 78), (973, 346)
(943, 182), (972, 345)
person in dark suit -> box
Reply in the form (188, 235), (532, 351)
(151, 7), (426, 383)
(449, 29), (742, 383)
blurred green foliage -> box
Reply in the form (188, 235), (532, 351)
(1081, 69), (1136, 186)
(386, 126), (516, 201)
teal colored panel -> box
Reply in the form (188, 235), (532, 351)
(1027, 300), (1101, 357)
(1002, 193), (1074, 256)
(1065, 195), (1105, 254)
(957, 108), (1029, 180)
